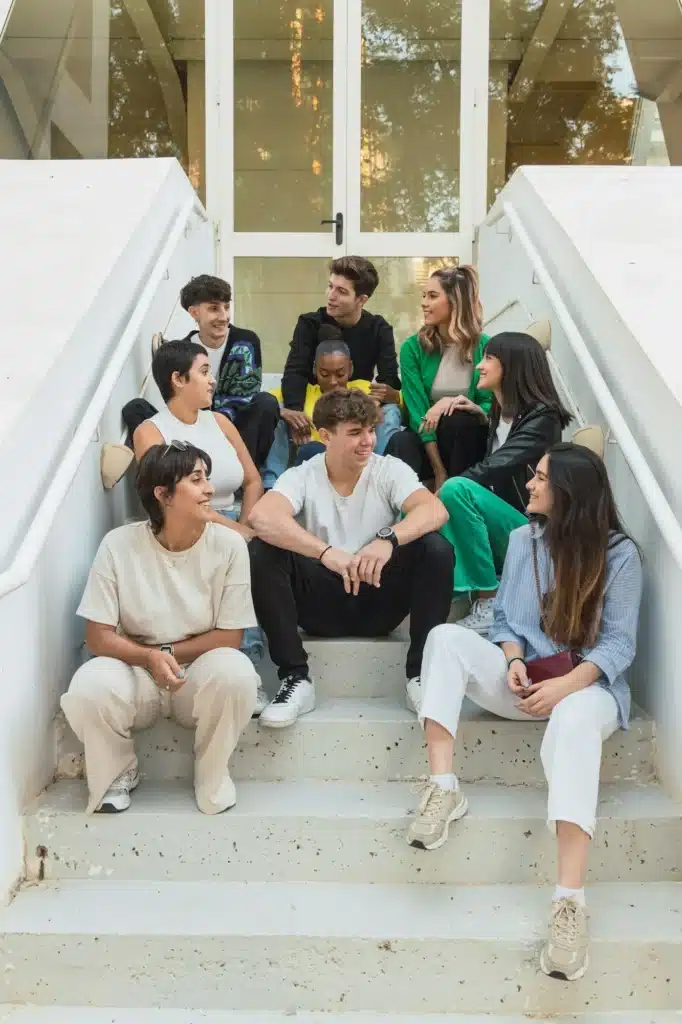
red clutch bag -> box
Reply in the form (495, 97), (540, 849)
(526, 650), (578, 686)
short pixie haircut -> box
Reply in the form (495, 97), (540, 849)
(152, 339), (207, 402)
(180, 274), (232, 310)
(136, 442), (212, 534)
(313, 388), (380, 432)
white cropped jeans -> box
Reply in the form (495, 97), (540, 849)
(420, 624), (619, 837)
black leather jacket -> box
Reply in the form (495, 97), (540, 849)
(460, 402), (565, 513)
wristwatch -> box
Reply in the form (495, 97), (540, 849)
(376, 527), (399, 550)
(160, 643), (174, 658)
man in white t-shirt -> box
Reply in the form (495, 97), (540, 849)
(61, 442), (260, 815)
(248, 389), (454, 727)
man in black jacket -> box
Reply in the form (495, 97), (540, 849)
(281, 257), (402, 453)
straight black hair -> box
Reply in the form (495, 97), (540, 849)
(152, 339), (208, 403)
(485, 331), (572, 428)
(136, 442), (212, 534)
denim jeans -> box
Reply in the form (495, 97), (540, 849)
(220, 508), (265, 665)
(261, 401), (403, 489)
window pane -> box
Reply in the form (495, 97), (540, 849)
(362, 0), (462, 232)
(367, 256), (459, 342)
(0, 0), (206, 200)
(234, 257), (331, 371)
(234, 1), (333, 232)
(488, 0), (678, 208)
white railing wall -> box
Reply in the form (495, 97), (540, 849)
(478, 176), (682, 800)
(0, 166), (212, 900)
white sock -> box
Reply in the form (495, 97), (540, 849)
(554, 885), (586, 907)
(430, 773), (457, 791)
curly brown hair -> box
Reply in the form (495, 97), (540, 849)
(312, 388), (381, 432)
(418, 265), (483, 362)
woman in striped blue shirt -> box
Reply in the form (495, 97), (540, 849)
(407, 442), (643, 982)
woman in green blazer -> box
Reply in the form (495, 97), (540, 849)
(386, 266), (492, 491)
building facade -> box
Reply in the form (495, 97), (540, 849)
(1, 0), (679, 364)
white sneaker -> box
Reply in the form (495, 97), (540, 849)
(252, 686), (269, 717)
(259, 673), (315, 729)
(457, 597), (496, 635)
(405, 676), (422, 715)
(95, 765), (139, 813)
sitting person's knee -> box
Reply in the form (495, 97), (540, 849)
(199, 647), (259, 693)
(65, 657), (126, 702)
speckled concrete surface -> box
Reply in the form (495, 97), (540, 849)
(23, 779), (682, 885)
(54, 696), (655, 785)
(2, 1011), (682, 1023)
(1, 881), (682, 1013)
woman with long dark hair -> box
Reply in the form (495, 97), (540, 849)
(407, 443), (642, 982)
(437, 331), (572, 635)
(387, 266), (492, 490)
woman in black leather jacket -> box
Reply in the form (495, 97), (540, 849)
(439, 332), (572, 634)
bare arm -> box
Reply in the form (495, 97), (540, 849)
(132, 419), (165, 461)
(393, 487), (448, 545)
(213, 412), (264, 522)
(248, 491), (328, 559)
(85, 621), (183, 691)
(174, 627), (244, 664)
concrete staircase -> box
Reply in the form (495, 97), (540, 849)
(3, 637), (682, 1020)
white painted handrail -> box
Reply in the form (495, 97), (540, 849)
(0, 195), (207, 600)
(489, 199), (682, 573)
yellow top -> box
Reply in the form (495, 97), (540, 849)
(271, 380), (373, 442)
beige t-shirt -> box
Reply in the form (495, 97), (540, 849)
(77, 521), (256, 645)
(430, 345), (473, 401)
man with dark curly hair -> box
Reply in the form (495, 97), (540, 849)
(248, 389), (453, 727)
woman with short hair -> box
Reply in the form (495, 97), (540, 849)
(61, 443), (260, 816)
(407, 443), (643, 982)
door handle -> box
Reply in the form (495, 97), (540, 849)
(321, 211), (344, 245)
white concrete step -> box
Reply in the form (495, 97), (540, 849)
(1, 881), (681, 1014)
(55, 697), (655, 785)
(24, 779), (682, 885)
(2, 1012), (681, 1024)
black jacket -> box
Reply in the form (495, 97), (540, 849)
(281, 307), (401, 410)
(461, 402), (565, 513)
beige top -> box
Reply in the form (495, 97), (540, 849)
(430, 345), (473, 401)
(77, 521), (256, 646)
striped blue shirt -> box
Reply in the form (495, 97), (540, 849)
(489, 523), (643, 729)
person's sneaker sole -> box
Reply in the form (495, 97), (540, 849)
(259, 692), (316, 729)
(95, 771), (139, 814)
(539, 945), (589, 982)
(407, 794), (469, 850)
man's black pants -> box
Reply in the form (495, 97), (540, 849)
(249, 533), (454, 680)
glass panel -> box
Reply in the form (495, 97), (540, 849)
(361, 0), (462, 232)
(235, 256), (461, 369)
(0, 0), (206, 200)
(234, 257), (332, 370)
(234, 1), (333, 232)
(368, 257), (459, 343)
(488, 0), (679, 208)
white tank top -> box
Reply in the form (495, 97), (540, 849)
(150, 408), (244, 511)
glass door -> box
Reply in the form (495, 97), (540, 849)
(207, 0), (490, 365)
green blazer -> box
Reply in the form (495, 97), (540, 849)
(399, 332), (492, 443)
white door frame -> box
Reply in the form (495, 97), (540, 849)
(205, 0), (491, 281)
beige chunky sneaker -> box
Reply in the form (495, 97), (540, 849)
(540, 897), (589, 980)
(407, 781), (468, 850)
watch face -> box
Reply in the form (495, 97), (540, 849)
(378, 528), (392, 539)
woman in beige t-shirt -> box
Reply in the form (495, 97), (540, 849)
(61, 442), (260, 816)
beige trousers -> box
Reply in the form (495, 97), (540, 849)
(61, 647), (258, 815)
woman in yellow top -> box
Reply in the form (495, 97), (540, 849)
(386, 266), (492, 492)
(262, 338), (399, 485)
